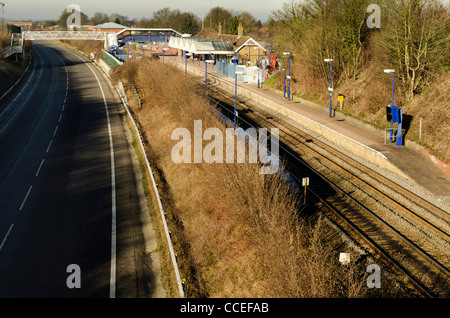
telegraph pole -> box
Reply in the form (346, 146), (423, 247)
(202, 0), (204, 30)
(1, 2), (5, 33)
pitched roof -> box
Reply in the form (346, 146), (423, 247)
(194, 28), (247, 46)
(94, 22), (127, 29)
(193, 28), (265, 52)
(168, 36), (235, 55)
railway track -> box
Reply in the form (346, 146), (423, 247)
(205, 84), (450, 298)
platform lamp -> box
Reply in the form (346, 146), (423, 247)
(384, 69), (396, 143)
(0, 3), (4, 33)
(185, 52), (191, 76)
(162, 47), (169, 65)
(234, 71), (245, 127)
(283, 52), (291, 99)
(254, 47), (261, 88)
(324, 59), (333, 117)
(384, 69), (395, 108)
(205, 58), (215, 96)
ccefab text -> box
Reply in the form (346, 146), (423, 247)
(224, 302), (269, 313)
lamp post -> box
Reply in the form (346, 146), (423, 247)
(162, 47), (169, 65)
(254, 47), (261, 88)
(384, 69), (395, 107)
(324, 59), (333, 117)
(0, 2), (5, 33)
(234, 71), (244, 127)
(283, 52), (291, 99)
(384, 69), (396, 142)
(283, 68), (286, 98)
(185, 52), (191, 76)
(205, 58), (214, 96)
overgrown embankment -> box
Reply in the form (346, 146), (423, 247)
(0, 32), (31, 101)
(57, 39), (104, 59)
(0, 61), (25, 98)
(111, 59), (375, 298)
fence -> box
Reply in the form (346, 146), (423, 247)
(101, 49), (123, 67)
(384, 128), (406, 145)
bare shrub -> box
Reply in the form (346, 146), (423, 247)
(115, 59), (367, 297)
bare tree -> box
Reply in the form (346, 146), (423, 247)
(90, 12), (108, 26)
(384, 0), (449, 101)
(270, 0), (371, 94)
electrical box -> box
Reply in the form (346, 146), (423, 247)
(386, 105), (400, 123)
(386, 106), (392, 122)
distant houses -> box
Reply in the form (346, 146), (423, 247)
(10, 22), (32, 31)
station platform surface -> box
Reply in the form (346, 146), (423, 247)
(166, 56), (450, 206)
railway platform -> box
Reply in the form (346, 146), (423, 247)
(166, 56), (450, 205)
(248, 84), (450, 199)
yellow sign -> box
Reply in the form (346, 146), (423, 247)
(338, 95), (344, 102)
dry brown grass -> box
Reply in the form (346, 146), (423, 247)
(58, 39), (104, 58)
(0, 32), (10, 54)
(406, 72), (450, 162)
(113, 59), (368, 298)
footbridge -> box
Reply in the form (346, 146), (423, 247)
(2, 28), (184, 60)
(2, 33), (25, 59)
(2, 31), (117, 58)
(3, 45), (23, 58)
(23, 31), (108, 41)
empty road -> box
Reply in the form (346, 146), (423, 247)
(0, 41), (155, 298)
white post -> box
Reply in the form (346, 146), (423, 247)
(419, 117), (422, 140)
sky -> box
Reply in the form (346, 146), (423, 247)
(1, 0), (285, 22)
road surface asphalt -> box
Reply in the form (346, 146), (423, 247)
(0, 41), (161, 298)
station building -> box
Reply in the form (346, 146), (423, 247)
(192, 23), (267, 66)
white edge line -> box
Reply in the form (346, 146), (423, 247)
(19, 185), (33, 211)
(0, 224), (14, 252)
(69, 51), (117, 299)
(35, 159), (45, 177)
(46, 140), (53, 153)
(75, 49), (183, 298)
